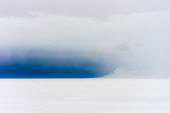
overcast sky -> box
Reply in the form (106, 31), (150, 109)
(0, 0), (170, 18)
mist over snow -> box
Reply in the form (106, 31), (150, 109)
(0, 11), (170, 78)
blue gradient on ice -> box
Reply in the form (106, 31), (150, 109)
(0, 50), (115, 78)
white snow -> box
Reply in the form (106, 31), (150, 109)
(0, 79), (169, 113)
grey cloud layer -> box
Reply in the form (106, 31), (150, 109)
(0, 0), (170, 18)
(0, 11), (170, 77)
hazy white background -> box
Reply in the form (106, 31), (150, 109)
(0, 0), (170, 112)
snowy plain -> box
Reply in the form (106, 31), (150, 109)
(0, 79), (169, 113)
